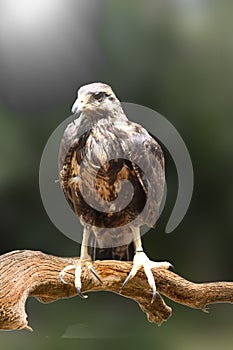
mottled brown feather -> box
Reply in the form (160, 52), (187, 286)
(59, 88), (165, 260)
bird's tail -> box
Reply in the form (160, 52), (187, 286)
(90, 241), (134, 261)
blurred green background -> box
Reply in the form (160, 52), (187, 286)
(0, 0), (233, 349)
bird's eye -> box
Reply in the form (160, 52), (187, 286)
(93, 92), (106, 100)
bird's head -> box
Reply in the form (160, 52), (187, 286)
(71, 82), (122, 116)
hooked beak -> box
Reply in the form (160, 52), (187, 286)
(71, 93), (89, 114)
(71, 98), (83, 114)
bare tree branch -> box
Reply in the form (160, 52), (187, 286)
(0, 250), (232, 330)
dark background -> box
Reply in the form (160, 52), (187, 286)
(0, 0), (233, 349)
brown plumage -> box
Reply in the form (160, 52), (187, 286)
(59, 83), (170, 301)
(59, 83), (165, 261)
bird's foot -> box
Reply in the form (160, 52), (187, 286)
(59, 257), (102, 299)
(120, 251), (172, 303)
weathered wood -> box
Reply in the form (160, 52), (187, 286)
(0, 250), (232, 330)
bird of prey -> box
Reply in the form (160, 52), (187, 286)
(59, 82), (171, 302)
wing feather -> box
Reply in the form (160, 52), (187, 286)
(58, 116), (165, 250)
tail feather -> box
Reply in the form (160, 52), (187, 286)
(90, 242), (134, 261)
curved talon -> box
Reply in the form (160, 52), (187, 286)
(144, 261), (157, 303)
(120, 272), (133, 291)
(169, 263), (175, 271)
(77, 287), (88, 299)
(120, 252), (171, 303)
(59, 265), (76, 285)
(90, 266), (103, 284)
(59, 260), (102, 300)
(121, 268), (157, 303)
(59, 272), (69, 285)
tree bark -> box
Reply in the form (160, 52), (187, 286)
(0, 250), (232, 330)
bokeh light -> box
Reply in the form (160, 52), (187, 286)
(0, 0), (102, 114)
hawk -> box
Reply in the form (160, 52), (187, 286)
(59, 82), (171, 302)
